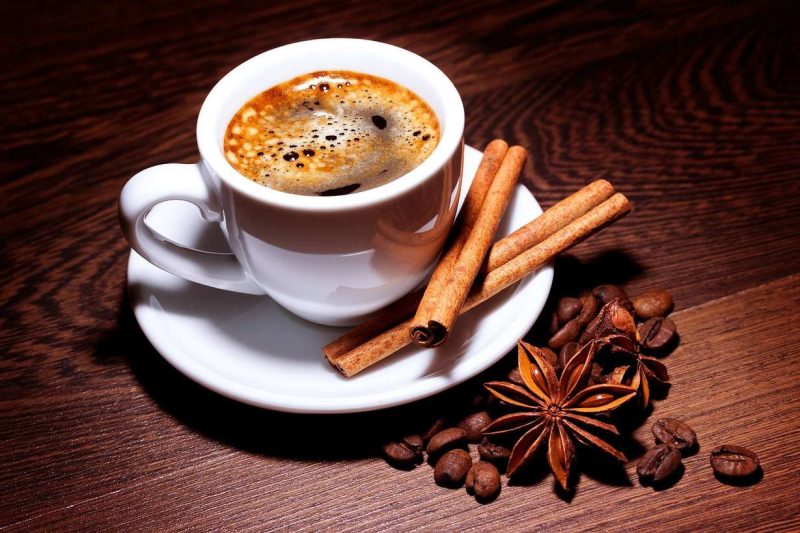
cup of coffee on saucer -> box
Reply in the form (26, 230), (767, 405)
(120, 38), (465, 326)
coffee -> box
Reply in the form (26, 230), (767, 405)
(465, 461), (501, 501)
(651, 418), (697, 451)
(224, 70), (440, 196)
(710, 445), (760, 479)
(636, 444), (682, 484)
(433, 449), (472, 488)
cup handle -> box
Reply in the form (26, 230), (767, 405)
(119, 162), (265, 295)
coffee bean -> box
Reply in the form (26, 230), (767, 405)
(426, 427), (468, 458)
(593, 285), (636, 314)
(638, 317), (678, 352)
(477, 438), (512, 468)
(466, 461), (501, 501)
(540, 347), (559, 369)
(578, 291), (600, 326)
(632, 288), (674, 319)
(636, 444), (682, 484)
(458, 411), (493, 443)
(382, 441), (422, 468)
(559, 341), (579, 369)
(434, 449), (472, 488)
(421, 417), (448, 444)
(577, 290), (599, 326)
(593, 284), (629, 306)
(580, 315), (600, 344)
(548, 318), (581, 350)
(710, 445), (760, 479)
(556, 297), (582, 324)
(401, 434), (424, 454)
(549, 311), (560, 335)
(652, 418), (697, 451)
(507, 368), (524, 386)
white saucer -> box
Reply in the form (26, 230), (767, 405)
(127, 146), (553, 414)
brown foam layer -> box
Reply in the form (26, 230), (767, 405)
(224, 71), (440, 196)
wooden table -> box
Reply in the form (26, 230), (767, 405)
(3, 1), (799, 530)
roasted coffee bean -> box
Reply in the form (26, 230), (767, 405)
(507, 367), (524, 386)
(401, 434), (424, 454)
(559, 342), (579, 369)
(632, 288), (674, 319)
(593, 284), (629, 306)
(466, 461), (501, 501)
(426, 427), (468, 458)
(458, 411), (493, 443)
(548, 318), (581, 350)
(594, 285), (635, 314)
(577, 290), (599, 326)
(382, 441), (422, 468)
(637, 444), (682, 484)
(652, 418), (697, 451)
(638, 317), (678, 352)
(421, 417), (449, 444)
(434, 449), (472, 487)
(540, 347), (559, 369)
(710, 445), (760, 479)
(477, 438), (512, 468)
(556, 297), (582, 324)
(580, 315), (600, 344)
(549, 311), (560, 335)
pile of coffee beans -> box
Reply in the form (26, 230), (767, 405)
(547, 284), (679, 368)
(635, 418), (761, 487)
(382, 281), (761, 500)
(382, 412), (503, 503)
(637, 418), (697, 486)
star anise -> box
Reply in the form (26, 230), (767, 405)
(592, 299), (670, 407)
(483, 340), (637, 490)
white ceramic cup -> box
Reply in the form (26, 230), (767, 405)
(119, 39), (465, 326)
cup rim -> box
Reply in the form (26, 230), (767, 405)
(196, 38), (464, 212)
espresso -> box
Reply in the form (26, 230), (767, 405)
(224, 71), (440, 196)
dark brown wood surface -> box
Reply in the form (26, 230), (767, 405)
(2, 1), (799, 530)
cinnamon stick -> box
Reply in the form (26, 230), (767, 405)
(484, 179), (615, 272)
(323, 139), (507, 360)
(320, 288), (424, 363)
(323, 178), (617, 362)
(331, 193), (631, 377)
(408, 139), (508, 344)
(410, 146), (527, 347)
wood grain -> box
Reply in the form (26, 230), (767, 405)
(5, 275), (799, 531)
(1, 0), (799, 530)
